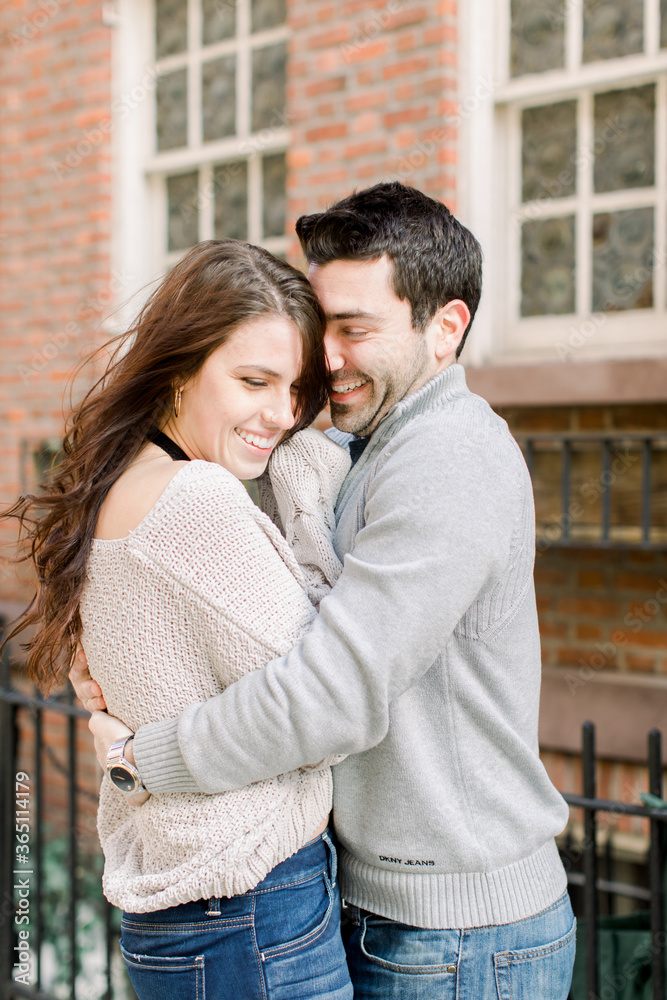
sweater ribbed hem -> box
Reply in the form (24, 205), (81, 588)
(339, 839), (567, 929)
(134, 717), (201, 794)
(102, 770), (333, 913)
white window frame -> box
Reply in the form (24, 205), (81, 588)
(111, 0), (289, 305)
(459, 0), (667, 368)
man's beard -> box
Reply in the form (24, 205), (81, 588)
(330, 380), (392, 436)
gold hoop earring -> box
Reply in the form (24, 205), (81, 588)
(174, 387), (182, 418)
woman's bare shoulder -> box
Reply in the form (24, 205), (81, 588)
(94, 444), (190, 540)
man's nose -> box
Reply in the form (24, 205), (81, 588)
(324, 330), (345, 374)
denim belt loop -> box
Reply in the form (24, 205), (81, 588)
(205, 897), (222, 917)
(321, 828), (338, 886)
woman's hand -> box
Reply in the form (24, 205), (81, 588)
(70, 647), (107, 712)
(89, 711), (149, 807)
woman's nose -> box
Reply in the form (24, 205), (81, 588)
(261, 397), (296, 430)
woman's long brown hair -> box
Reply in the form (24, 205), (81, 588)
(2, 240), (328, 692)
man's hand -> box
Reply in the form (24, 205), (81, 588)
(89, 710), (149, 807)
(70, 647), (107, 712)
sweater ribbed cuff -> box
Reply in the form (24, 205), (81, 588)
(134, 717), (201, 794)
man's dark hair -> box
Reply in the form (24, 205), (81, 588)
(296, 181), (482, 358)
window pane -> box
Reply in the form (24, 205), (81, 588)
(155, 0), (188, 58)
(252, 0), (287, 32)
(510, 0), (565, 77)
(594, 85), (655, 192)
(202, 0), (236, 44)
(262, 152), (287, 238)
(157, 69), (188, 151)
(252, 42), (287, 132)
(662, 0), (667, 46)
(521, 217), (576, 316)
(167, 172), (199, 251)
(214, 161), (248, 240)
(583, 0), (643, 62)
(202, 56), (236, 142)
(522, 101), (577, 203)
(592, 208), (654, 312)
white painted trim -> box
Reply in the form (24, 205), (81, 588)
(459, 1), (667, 368)
(495, 50), (667, 102)
(110, 0), (161, 335)
(455, 0), (499, 366)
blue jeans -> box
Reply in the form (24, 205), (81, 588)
(345, 890), (576, 999)
(120, 830), (353, 1000)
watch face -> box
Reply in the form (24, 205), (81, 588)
(109, 766), (138, 794)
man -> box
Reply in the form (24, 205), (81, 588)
(72, 182), (575, 997)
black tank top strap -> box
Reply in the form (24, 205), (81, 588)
(148, 428), (191, 462)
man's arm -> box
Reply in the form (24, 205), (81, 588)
(134, 418), (517, 795)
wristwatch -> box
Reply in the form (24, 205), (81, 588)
(106, 736), (147, 795)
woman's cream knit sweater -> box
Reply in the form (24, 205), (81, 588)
(80, 428), (350, 913)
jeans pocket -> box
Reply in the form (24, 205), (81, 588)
(493, 918), (577, 1000)
(259, 871), (336, 960)
(359, 916), (458, 975)
(119, 941), (205, 1000)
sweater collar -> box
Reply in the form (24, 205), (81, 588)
(371, 362), (469, 442)
(336, 364), (470, 500)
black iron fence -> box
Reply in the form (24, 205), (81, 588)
(1, 632), (666, 998)
(515, 431), (667, 550)
(0, 632), (124, 1000)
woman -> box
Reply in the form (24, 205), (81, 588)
(3, 240), (353, 1000)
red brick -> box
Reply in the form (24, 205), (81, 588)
(305, 122), (348, 142)
(384, 106), (430, 127)
(557, 598), (621, 618)
(626, 631), (667, 650)
(626, 654), (657, 672)
(382, 56), (430, 80)
(305, 76), (346, 97)
(306, 25), (350, 49)
(577, 570), (605, 589)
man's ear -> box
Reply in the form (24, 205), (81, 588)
(432, 300), (471, 363)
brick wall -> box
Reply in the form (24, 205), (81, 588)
(0, 0), (112, 607)
(286, 0), (457, 258)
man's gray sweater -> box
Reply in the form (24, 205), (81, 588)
(134, 363), (569, 929)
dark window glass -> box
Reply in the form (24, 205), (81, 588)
(214, 161), (248, 240)
(521, 216), (576, 316)
(157, 69), (188, 151)
(202, 56), (236, 142)
(583, 0), (643, 62)
(167, 172), (199, 250)
(155, 0), (188, 58)
(592, 208), (654, 312)
(510, 0), (565, 77)
(252, 0), (287, 32)
(252, 42), (287, 131)
(202, 0), (236, 44)
(593, 85), (655, 193)
(262, 152), (287, 238)
(522, 101), (577, 202)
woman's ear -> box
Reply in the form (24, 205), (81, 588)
(432, 300), (471, 362)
